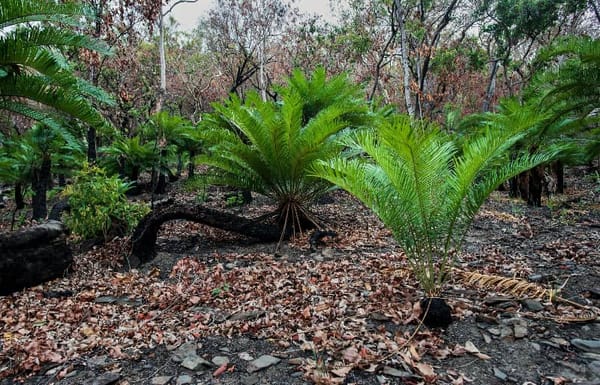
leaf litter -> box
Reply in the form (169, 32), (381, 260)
(1, 171), (599, 384)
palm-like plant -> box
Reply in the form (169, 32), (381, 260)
(100, 135), (157, 183)
(314, 115), (560, 310)
(198, 68), (372, 235)
(0, 0), (113, 129)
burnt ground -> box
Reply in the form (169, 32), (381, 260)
(0, 167), (599, 385)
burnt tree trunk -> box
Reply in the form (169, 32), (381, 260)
(32, 155), (51, 219)
(0, 221), (72, 296)
(129, 204), (282, 267)
(552, 161), (564, 194)
(14, 182), (24, 210)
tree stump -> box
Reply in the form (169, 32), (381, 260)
(129, 204), (282, 267)
(0, 221), (72, 296)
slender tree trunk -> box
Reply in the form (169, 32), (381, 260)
(156, 10), (166, 112)
(482, 60), (499, 112)
(393, 0), (415, 117)
(188, 150), (196, 178)
(87, 126), (97, 162)
(14, 182), (24, 210)
(32, 155), (51, 220)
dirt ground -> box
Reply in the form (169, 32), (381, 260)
(1, 167), (599, 385)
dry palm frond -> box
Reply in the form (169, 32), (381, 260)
(552, 309), (599, 323)
(456, 270), (556, 301)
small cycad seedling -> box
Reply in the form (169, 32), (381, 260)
(314, 115), (561, 326)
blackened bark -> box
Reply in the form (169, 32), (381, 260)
(188, 150), (196, 178)
(552, 161), (564, 194)
(87, 126), (97, 162)
(129, 204), (281, 267)
(527, 165), (544, 207)
(49, 199), (71, 221)
(32, 155), (51, 220)
(14, 182), (24, 210)
(0, 221), (72, 295)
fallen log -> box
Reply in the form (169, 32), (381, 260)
(129, 204), (281, 267)
(0, 220), (72, 296)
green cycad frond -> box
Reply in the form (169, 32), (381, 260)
(0, 0), (91, 28)
(199, 69), (373, 234)
(314, 115), (560, 295)
(0, 74), (106, 128)
(0, 0), (112, 129)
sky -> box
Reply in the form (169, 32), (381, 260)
(170, 0), (337, 32)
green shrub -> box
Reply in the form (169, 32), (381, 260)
(63, 165), (149, 240)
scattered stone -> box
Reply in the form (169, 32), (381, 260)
(288, 358), (304, 366)
(172, 342), (198, 363)
(181, 355), (213, 370)
(87, 355), (110, 369)
(229, 310), (265, 321)
(528, 274), (543, 282)
(376, 375), (387, 384)
(239, 352), (254, 361)
(488, 327), (501, 336)
(247, 355), (281, 373)
(500, 326), (513, 339)
(530, 342), (541, 352)
(90, 372), (120, 385)
(481, 331), (492, 344)
(225, 263), (236, 270)
(551, 337), (569, 347)
(219, 347), (231, 352)
(493, 367), (508, 381)
(382, 366), (413, 378)
(241, 374), (259, 385)
(151, 376), (172, 385)
(514, 325), (528, 339)
(212, 356), (230, 366)
(176, 374), (193, 385)
(291, 371), (303, 378)
(571, 339), (600, 354)
(522, 299), (544, 312)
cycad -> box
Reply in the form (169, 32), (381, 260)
(198, 69), (372, 236)
(314, 115), (561, 298)
(0, 0), (113, 129)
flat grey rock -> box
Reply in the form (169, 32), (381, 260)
(181, 355), (213, 370)
(172, 342), (198, 363)
(571, 339), (600, 354)
(522, 299), (544, 312)
(176, 374), (193, 385)
(212, 355), (230, 366)
(493, 367), (508, 381)
(151, 376), (172, 385)
(90, 372), (120, 385)
(514, 325), (528, 339)
(247, 355), (281, 373)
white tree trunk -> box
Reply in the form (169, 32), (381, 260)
(393, 0), (415, 117)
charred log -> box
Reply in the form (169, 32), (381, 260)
(129, 204), (281, 267)
(0, 221), (72, 296)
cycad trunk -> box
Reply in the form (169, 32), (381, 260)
(32, 155), (51, 219)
